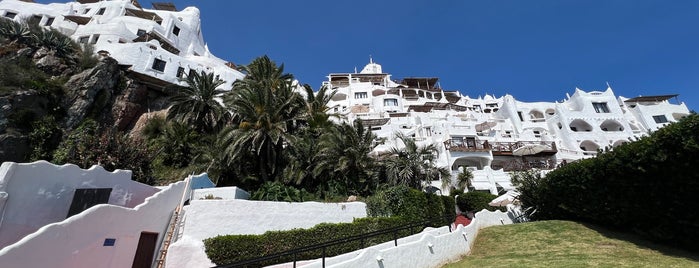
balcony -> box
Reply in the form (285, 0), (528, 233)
(443, 139), (491, 152)
(491, 141), (557, 156)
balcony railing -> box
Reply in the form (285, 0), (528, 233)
(445, 140), (558, 155)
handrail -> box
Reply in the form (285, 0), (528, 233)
(212, 215), (451, 268)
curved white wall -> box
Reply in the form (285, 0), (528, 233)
(0, 178), (187, 268)
(0, 161), (158, 248)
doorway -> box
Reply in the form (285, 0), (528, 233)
(132, 232), (159, 268)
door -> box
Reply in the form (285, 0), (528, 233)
(466, 137), (476, 149)
(132, 232), (159, 268)
(66, 188), (112, 218)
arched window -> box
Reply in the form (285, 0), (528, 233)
(600, 120), (624, 132)
(569, 119), (593, 132)
(579, 140), (599, 152)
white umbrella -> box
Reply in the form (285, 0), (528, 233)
(489, 190), (519, 207)
(512, 144), (547, 156)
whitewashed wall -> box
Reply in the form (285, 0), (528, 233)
(0, 178), (187, 268)
(292, 209), (515, 268)
(165, 200), (367, 268)
(0, 161), (158, 248)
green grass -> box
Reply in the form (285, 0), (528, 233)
(443, 220), (699, 268)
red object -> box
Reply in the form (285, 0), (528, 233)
(454, 214), (471, 227)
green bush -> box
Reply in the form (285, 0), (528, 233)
(250, 181), (317, 202)
(456, 191), (502, 213)
(520, 114), (699, 250)
(366, 185), (452, 226)
(204, 217), (413, 266)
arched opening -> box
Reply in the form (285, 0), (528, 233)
(612, 140), (627, 147)
(331, 92), (347, 101)
(372, 88), (386, 96)
(529, 110), (545, 121)
(579, 140), (600, 152)
(452, 156), (489, 171)
(600, 119), (624, 132)
(545, 108), (555, 116)
(569, 119), (593, 132)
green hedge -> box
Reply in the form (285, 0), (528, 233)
(365, 185), (454, 226)
(519, 114), (699, 250)
(456, 191), (503, 213)
(204, 217), (413, 266)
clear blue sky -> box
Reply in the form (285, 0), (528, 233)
(46, 1), (699, 109)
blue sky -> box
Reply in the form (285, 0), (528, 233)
(46, 1), (699, 109)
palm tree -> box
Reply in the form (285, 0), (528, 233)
(302, 84), (338, 133)
(167, 70), (229, 134)
(455, 168), (474, 191)
(383, 132), (450, 189)
(221, 56), (304, 182)
(314, 120), (380, 196)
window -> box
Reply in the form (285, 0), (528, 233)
(30, 15), (42, 25)
(189, 69), (196, 78)
(354, 92), (368, 99)
(653, 115), (668, 124)
(137, 29), (146, 37)
(151, 58), (166, 72)
(45, 17), (54, 26)
(97, 8), (106, 15)
(172, 25), (180, 36)
(91, 34), (100, 44)
(4, 12), (17, 19)
(176, 67), (185, 78)
(78, 36), (89, 44)
(517, 111), (524, 122)
(384, 98), (398, 106)
(83, 8), (91, 14)
(592, 102), (610, 113)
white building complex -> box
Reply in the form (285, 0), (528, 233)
(0, 0), (244, 89)
(325, 59), (691, 194)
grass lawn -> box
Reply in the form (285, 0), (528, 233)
(443, 220), (699, 268)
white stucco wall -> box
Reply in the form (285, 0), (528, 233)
(165, 199), (367, 268)
(0, 161), (159, 248)
(0, 178), (188, 268)
(292, 209), (515, 268)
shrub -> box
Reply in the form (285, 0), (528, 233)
(520, 114), (699, 251)
(28, 115), (61, 161)
(250, 181), (317, 202)
(366, 185), (452, 226)
(456, 191), (502, 213)
(204, 217), (413, 266)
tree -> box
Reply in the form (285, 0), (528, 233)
(221, 55), (304, 183)
(302, 84), (338, 133)
(383, 132), (450, 189)
(314, 120), (380, 196)
(455, 168), (474, 191)
(167, 70), (229, 134)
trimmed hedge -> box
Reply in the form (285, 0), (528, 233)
(204, 217), (413, 266)
(456, 191), (503, 213)
(518, 114), (699, 250)
(365, 185), (454, 226)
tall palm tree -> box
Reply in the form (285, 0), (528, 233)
(314, 120), (381, 196)
(221, 56), (304, 182)
(167, 70), (229, 133)
(302, 84), (338, 133)
(383, 132), (450, 189)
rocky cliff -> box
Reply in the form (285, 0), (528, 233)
(0, 50), (172, 162)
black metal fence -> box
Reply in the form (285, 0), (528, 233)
(213, 216), (452, 268)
